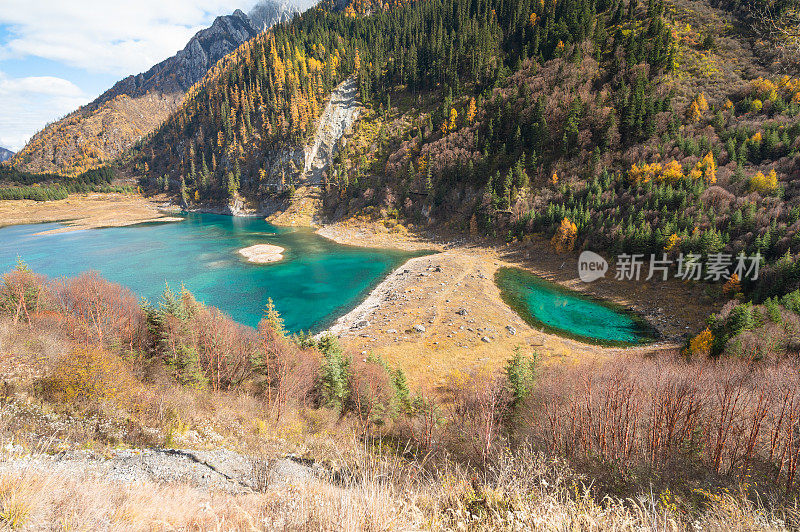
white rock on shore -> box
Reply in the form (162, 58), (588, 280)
(238, 244), (285, 263)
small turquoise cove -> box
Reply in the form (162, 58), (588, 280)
(495, 267), (656, 346)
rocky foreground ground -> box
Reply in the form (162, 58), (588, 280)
(0, 445), (326, 494)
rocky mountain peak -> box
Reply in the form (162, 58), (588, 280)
(0, 147), (14, 163)
(249, 0), (303, 32)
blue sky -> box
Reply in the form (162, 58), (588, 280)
(0, 0), (263, 151)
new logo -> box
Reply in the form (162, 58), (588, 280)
(578, 251), (608, 282)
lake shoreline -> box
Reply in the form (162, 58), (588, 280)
(309, 218), (717, 383)
(311, 223), (691, 384)
(0, 192), (182, 233)
(0, 192), (712, 384)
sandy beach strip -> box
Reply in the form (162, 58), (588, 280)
(0, 193), (182, 233)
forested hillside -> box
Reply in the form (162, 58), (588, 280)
(135, 0), (665, 197)
(319, 0), (800, 303)
(12, 92), (183, 177)
(9, 2), (298, 177)
(133, 0), (800, 349)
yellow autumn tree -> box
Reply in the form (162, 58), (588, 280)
(447, 107), (458, 132)
(665, 233), (681, 251)
(722, 273), (741, 297)
(629, 162), (663, 184)
(688, 152), (716, 185)
(687, 93), (709, 121)
(696, 93), (709, 111)
(629, 160), (684, 185)
(750, 169), (778, 193)
(466, 97), (477, 124)
(751, 77), (778, 101)
(417, 154), (427, 177)
(688, 328), (713, 358)
(551, 217), (578, 253)
(661, 160), (684, 182)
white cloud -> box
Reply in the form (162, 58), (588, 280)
(0, 71), (89, 151)
(0, 0), (260, 76)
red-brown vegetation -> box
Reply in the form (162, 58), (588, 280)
(50, 271), (146, 354)
(531, 354), (800, 491)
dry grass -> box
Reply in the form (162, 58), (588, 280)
(0, 447), (794, 531)
(0, 193), (180, 233)
(316, 218), (716, 389)
(1, 269), (798, 530)
(325, 247), (610, 388)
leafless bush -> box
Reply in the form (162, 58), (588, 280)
(257, 321), (319, 420)
(445, 369), (511, 469)
(531, 354), (800, 490)
(0, 266), (47, 326)
(50, 272), (146, 354)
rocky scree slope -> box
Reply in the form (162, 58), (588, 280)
(264, 77), (361, 225)
(0, 446), (328, 494)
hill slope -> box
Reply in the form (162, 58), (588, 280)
(0, 147), (13, 163)
(134, 0), (800, 315)
(10, 1), (300, 176)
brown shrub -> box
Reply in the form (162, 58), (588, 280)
(256, 321), (319, 420)
(444, 369), (511, 469)
(50, 272), (146, 355)
(0, 265), (47, 325)
(529, 354), (800, 490)
(349, 358), (396, 430)
(192, 307), (256, 391)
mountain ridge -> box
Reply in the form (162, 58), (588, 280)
(91, 10), (259, 109)
(10, 0), (302, 176)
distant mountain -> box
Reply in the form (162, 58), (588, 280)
(11, 0), (302, 176)
(92, 10), (258, 107)
(249, 0), (301, 32)
(0, 147), (13, 163)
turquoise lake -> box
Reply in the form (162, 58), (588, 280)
(0, 213), (654, 343)
(0, 213), (419, 333)
(495, 267), (655, 346)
